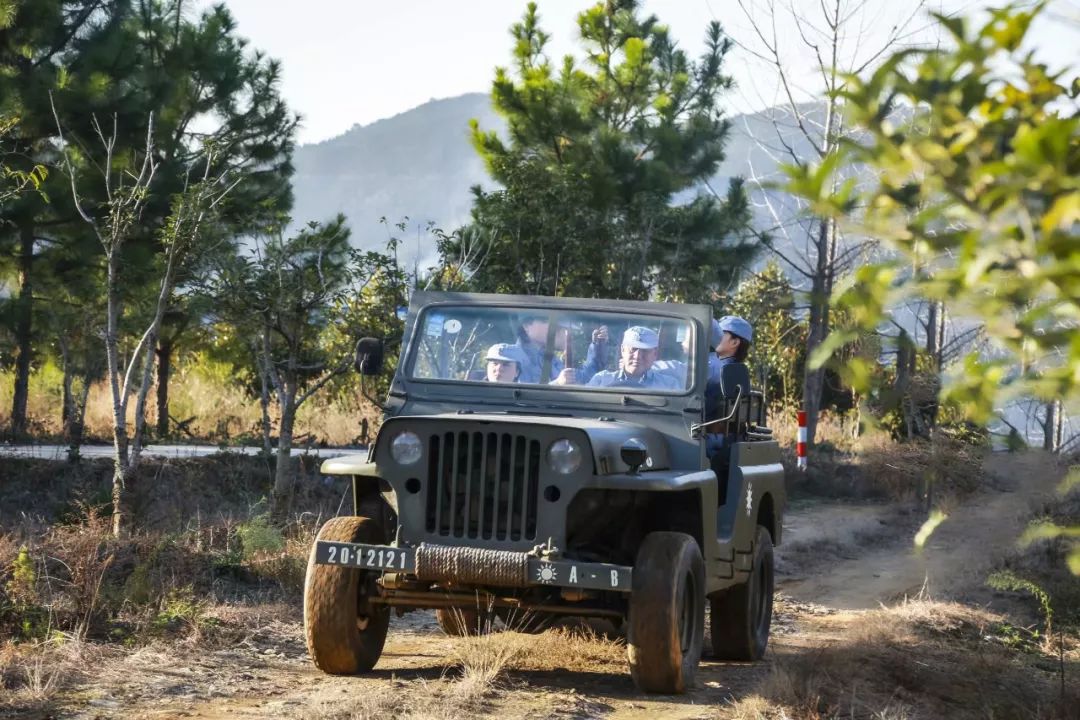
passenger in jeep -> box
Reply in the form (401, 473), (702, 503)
(707, 315), (754, 456)
(484, 343), (528, 383)
(586, 326), (682, 390)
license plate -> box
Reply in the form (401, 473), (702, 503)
(315, 541), (415, 572)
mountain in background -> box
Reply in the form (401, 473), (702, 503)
(290, 93), (818, 266)
(290, 93), (499, 261)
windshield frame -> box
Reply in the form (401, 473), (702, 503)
(401, 299), (701, 398)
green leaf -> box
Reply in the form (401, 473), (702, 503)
(914, 510), (948, 549)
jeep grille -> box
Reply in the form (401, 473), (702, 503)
(425, 432), (541, 541)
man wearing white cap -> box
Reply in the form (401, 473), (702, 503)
(484, 343), (529, 383)
(586, 326), (682, 390)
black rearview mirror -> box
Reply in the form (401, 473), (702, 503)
(354, 337), (384, 376)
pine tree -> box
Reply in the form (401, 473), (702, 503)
(463, 0), (755, 301)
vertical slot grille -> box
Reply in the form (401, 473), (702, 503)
(425, 431), (541, 541)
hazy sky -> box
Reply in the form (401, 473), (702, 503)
(199, 0), (1078, 145)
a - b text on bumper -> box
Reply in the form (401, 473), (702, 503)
(314, 540), (632, 592)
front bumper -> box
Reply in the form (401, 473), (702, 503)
(314, 540), (632, 593)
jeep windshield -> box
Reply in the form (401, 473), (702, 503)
(407, 305), (696, 394)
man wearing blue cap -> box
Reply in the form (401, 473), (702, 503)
(484, 343), (529, 383)
(706, 315), (753, 456)
(586, 327), (682, 390)
(714, 315), (753, 367)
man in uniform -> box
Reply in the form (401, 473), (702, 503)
(707, 315), (753, 456)
(514, 315), (561, 384)
(586, 327), (682, 390)
(713, 316), (752, 369)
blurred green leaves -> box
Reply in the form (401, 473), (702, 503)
(783, 2), (1079, 424)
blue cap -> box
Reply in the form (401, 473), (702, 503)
(622, 326), (660, 349)
(718, 315), (753, 344)
(486, 343), (527, 365)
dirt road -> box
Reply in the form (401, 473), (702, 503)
(26, 455), (1070, 720)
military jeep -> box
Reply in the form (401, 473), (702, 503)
(304, 291), (785, 694)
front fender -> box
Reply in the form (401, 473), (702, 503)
(320, 455), (377, 477)
(320, 456), (386, 515)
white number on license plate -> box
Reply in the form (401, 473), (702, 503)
(325, 544), (407, 570)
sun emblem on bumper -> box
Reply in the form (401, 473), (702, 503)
(536, 563), (557, 583)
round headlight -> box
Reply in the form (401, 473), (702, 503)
(390, 431), (423, 465)
(547, 438), (583, 475)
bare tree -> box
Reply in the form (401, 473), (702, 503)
(54, 103), (234, 536)
(728, 0), (936, 445)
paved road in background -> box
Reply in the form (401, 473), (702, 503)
(0, 444), (362, 461)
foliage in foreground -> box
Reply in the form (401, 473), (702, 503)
(785, 3), (1079, 573)
(787, 2), (1078, 420)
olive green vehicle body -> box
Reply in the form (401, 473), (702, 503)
(315, 291), (785, 615)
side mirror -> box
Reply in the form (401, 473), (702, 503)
(354, 337), (384, 376)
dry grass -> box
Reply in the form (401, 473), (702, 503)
(0, 635), (112, 712)
(0, 362), (380, 446)
(297, 680), (463, 720)
(727, 599), (1079, 720)
(769, 401), (988, 503)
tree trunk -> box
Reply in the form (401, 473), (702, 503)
(10, 221), (34, 439)
(1044, 400), (1063, 453)
(271, 395), (296, 523)
(922, 301), (944, 429)
(67, 376), (91, 463)
(105, 251), (130, 537)
(802, 217), (834, 447)
(254, 344), (273, 455)
(62, 364), (75, 438)
(155, 339), (173, 438)
(112, 458), (132, 538)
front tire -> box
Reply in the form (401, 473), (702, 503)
(710, 525), (774, 661)
(304, 516), (390, 673)
(627, 532), (705, 694)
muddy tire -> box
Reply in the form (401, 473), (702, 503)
(710, 525), (774, 661)
(627, 532), (706, 694)
(304, 516), (390, 674)
(435, 606), (492, 636)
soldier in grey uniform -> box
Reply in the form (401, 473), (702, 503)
(586, 327), (682, 390)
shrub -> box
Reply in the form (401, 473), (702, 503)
(235, 515), (285, 559)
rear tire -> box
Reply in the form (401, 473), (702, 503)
(627, 532), (705, 694)
(710, 525), (774, 661)
(435, 606), (492, 636)
(304, 516), (390, 674)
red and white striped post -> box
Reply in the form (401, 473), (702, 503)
(796, 410), (808, 470)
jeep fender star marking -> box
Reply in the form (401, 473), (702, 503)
(746, 482), (754, 517)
